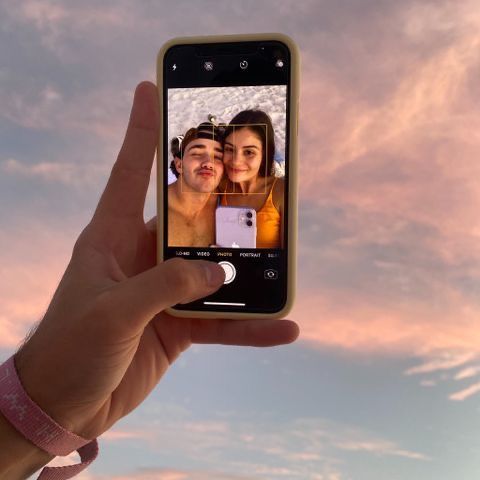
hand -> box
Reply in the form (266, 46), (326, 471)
(14, 81), (300, 441)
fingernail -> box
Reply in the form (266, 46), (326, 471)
(204, 263), (225, 287)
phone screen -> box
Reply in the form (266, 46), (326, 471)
(162, 40), (293, 314)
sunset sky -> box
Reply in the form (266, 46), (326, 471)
(1, 1), (480, 479)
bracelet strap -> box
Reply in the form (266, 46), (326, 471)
(36, 439), (98, 480)
(0, 355), (98, 479)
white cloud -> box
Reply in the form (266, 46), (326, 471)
(404, 352), (480, 401)
(334, 440), (430, 461)
(404, 352), (477, 376)
(449, 382), (480, 402)
(114, 404), (429, 479)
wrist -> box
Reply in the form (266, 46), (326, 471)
(0, 351), (100, 480)
(14, 342), (100, 440)
(0, 408), (54, 480)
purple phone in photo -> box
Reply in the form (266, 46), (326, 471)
(215, 206), (257, 248)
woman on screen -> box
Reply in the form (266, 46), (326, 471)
(220, 110), (284, 249)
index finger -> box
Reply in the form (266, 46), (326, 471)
(93, 81), (159, 223)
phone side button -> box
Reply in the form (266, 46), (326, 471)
(218, 261), (236, 284)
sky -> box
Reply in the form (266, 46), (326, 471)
(1, 0), (480, 478)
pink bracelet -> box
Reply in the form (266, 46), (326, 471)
(0, 354), (98, 479)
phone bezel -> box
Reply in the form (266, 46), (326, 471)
(156, 33), (299, 319)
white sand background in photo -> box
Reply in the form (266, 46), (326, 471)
(167, 85), (287, 184)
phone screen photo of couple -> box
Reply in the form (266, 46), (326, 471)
(167, 84), (287, 250)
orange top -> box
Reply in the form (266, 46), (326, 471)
(221, 178), (281, 248)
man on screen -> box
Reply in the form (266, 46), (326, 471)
(168, 123), (224, 247)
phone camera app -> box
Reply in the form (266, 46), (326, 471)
(264, 269), (278, 280)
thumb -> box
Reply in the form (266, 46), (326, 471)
(106, 257), (225, 330)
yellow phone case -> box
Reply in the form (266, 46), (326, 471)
(156, 33), (300, 319)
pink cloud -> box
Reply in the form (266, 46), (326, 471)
(299, 32), (480, 228)
(1, 0), (479, 409)
(454, 365), (480, 380)
(297, 2), (480, 264)
(290, 0), (480, 394)
(0, 220), (79, 350)
(294, 287), (480, 355)
(293, 286), (480, 400)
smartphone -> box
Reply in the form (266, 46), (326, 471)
(216, 206), (257, 249)
(156, 33), (299, 318)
